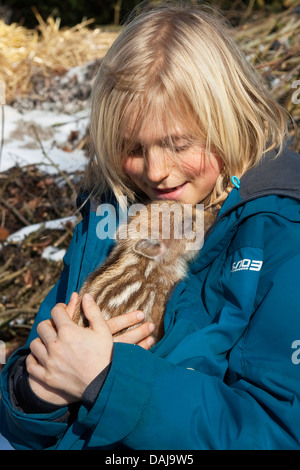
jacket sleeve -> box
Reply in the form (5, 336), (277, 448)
(67, 254), (261, 449)
(68, 213), (300, 450)
(0, 218), (83, 450)
(0, 191), (118, 450)
(72, 252), (300, 450)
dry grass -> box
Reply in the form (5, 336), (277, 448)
(0, 6), (299, 143)
(0, 9), (120, 103)
(234, 5), (300, 139)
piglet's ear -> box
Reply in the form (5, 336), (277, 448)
(133, 239), (165, 259)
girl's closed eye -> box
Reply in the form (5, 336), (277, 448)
(128, 144), (187, 156)
(129, 144), (189, 156)
(128, 145), (144, 157)
(173, 144), (190, 153)
(161, 138), (191, 155)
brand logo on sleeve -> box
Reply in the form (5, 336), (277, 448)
(231, 259), (263, 273)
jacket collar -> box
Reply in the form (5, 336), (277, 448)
(189, 147), (300, 274)
(240, 147), (300, 202)
(77, 147), (300, 276)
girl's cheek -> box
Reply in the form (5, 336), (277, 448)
(123, 157), (142, 178)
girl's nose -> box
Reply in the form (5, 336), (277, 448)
(145, 147), (171, 183)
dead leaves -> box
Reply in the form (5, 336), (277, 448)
(0, 164), (81, 350)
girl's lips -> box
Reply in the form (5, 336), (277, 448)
(151, 183), (187, 200)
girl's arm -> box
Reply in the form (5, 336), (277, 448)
(71, 252), (300, 450)
(0, 216), (80, 449)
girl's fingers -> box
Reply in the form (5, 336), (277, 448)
(26, 352), (46, 382)
(137, 336), (155, 350)
(29, 337), (48, 366)
(36, 319), (57, 346)
(81, 293), (110, 332)
(107, 310), (145, 335)
(113, 321), (155, 346)
(66, 292), (79, 320)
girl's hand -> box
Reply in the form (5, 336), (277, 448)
(27, 293), (113, 403)
(108, 310), (156, 349)
(26, 293), (155, 404)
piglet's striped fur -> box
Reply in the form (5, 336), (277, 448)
(73, 200), (215, 344)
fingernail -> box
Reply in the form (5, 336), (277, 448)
(84, 293), (94, 301)
(137, 311), (145, 321)
(149, 323), (155, 333)
(147, 336), (155, 347)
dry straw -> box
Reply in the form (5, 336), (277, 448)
(234, 5), (300, 138)
(0, 5), (299, 146)
(0, 9), (120, 103)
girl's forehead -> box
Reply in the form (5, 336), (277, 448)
(124, 110), (190, 144)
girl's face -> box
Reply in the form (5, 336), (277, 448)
(123, 118), (223, 205)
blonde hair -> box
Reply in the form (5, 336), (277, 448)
(85, 1), (288, 211)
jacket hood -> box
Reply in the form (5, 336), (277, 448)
(240, 147), (300, 202)
(191, 147), (300, 274)
(216, 146), (300, 226)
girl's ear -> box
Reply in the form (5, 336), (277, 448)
(133, 239), (166, 259)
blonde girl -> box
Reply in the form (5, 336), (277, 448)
(86, 1), (287, 209)
(2, 2), (300, 450)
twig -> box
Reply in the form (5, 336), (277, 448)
(0, 267), (27, 286)
(53, 229), (72, 247)
(0, 199), (31, 227)
(114, 0), (123, 26)
(255, 45), (300, 71)
(0, 254), (14, 274)
(0, 307), (37, 319)
(31, 124), (77, 196)
(0, 166), (23, 202)
(241, 0), (256, 23)
(26, 285), (53, 309)
(0, 307), (38, 329)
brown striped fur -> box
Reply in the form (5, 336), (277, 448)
(73, 200), (215, 344)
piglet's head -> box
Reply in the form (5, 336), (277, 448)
(117, 200), (207, 262)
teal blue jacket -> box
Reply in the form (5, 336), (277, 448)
(1, 149), (300, 450)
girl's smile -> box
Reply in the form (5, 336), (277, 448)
(123, 120), (223, 205)
(151, 182), (188, 200)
